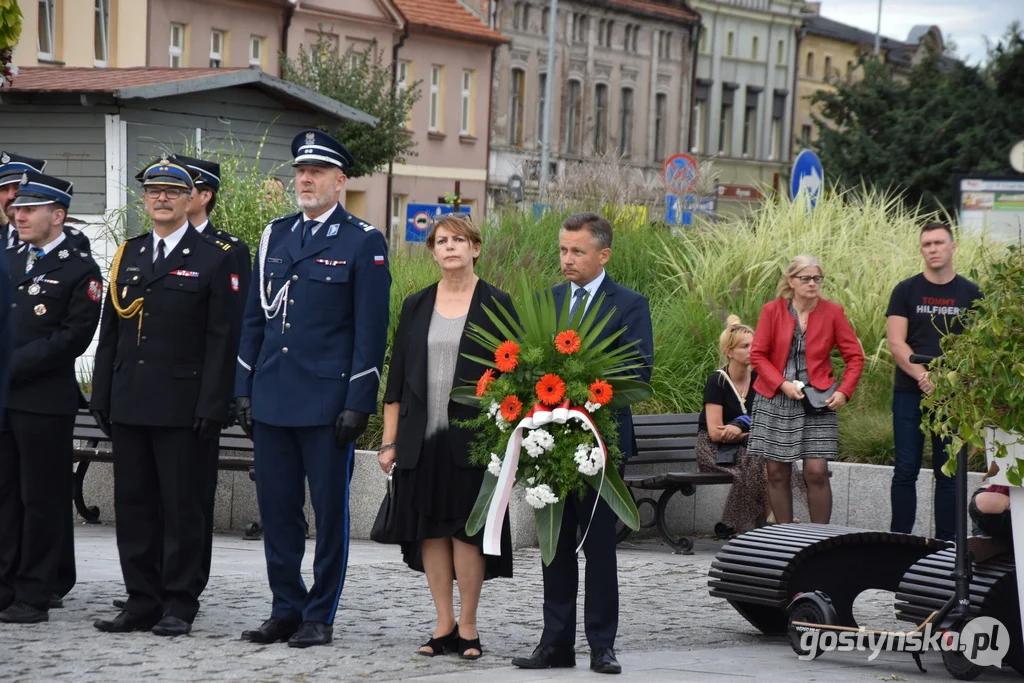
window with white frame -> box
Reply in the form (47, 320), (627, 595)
(94, 0), (110, 66)
(38, 0), (55, 60)
(210, 30), (225, 68)
(429, 65), (443, 132)
(460, 70), (474, 136)
(390, 194), (406, 235)
(169, 23), (185, 67)
(249, 35), (264, 67)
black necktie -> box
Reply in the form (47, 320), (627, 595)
(8, 226), (18, 248)
(154, 238), (166, 271)
(301, 219), (318, 247)
(569, 287), (588, 322)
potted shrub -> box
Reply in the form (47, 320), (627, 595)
(921, 244), (1024, 483)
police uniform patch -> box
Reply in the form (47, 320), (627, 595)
(231, 274), (240, 292)
(87, 279), (103, 303)
(33, 303), (46, 316)
(28, 283), (41, 296)
(182, 248), (191, 256)
(327, 224), (339, 237)
(0, 152), (9, 164)
(58, 249), (69, 260)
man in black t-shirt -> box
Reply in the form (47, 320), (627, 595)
(885, 222), (981, 541)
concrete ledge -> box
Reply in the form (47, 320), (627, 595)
(77, 451), (986, 544)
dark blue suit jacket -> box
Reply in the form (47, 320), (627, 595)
(553, 274), (653, 459)
(0, 250), (11, 410)
(235, 203), (391, 426)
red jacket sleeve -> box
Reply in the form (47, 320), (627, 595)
(833, 306), (865, 399)
(751, 301), (786, 392)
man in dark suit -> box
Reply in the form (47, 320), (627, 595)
(512, 211), (654, 675)
(0, 153), (91, 253)
(90, 158), (240, 637)
(235, 130), (390, 648)
(0, 172), (101, 623)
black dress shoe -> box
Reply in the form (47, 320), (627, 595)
(287, 621), (333, 648)
(93, 610), (160, 633)
(241, 617), (301, 644)
(0, 601), (48, 624)
(50, 594), (64, 609)
(112, 598), (126, 609)
(511, 644), (576, 669)
(590, 647), (622, 674)
(151, 616), (192, 637)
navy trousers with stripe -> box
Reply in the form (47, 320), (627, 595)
(252, 422), (353, 625)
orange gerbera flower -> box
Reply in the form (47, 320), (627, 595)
(476, 369), (496, 398)
(554, 329), (582, 355)
(589, 379), (614, 406)
(495, 340), (520, 373)
(536, 374), (567, 406)
(500, 395), (523, 422)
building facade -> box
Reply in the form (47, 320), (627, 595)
(690, 0), (802, 209)
(12, 0), (147, 68)
(483, 0), (700, 206)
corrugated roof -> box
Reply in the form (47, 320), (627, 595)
(7, 67), (377, 126)
(391, 0), (508, 44)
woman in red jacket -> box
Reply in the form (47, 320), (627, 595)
(747, 255), (864, 524)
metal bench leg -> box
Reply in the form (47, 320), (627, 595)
(73, 458), (101, 523)
(655, 483), (696, 555)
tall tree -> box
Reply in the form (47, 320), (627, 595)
(282, 35), (421, 178)
(810, 23), (1024, 212)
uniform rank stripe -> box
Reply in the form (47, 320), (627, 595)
(237, 356), (252, 372)
(349, 368), (381, 383)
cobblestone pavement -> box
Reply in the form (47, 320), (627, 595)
(0, 524), (962, 682)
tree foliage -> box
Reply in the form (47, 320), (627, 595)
(811, 22), (1024, 212)
(281, 32), (421, 179)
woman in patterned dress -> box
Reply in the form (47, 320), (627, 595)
(746, 255), (865, 524)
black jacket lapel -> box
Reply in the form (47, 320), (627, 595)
(151, 225), (198, 282)
(407, 282), (438, 404)
(18, 245), (64, 286)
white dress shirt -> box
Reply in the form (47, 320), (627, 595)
(569, 268), (607, 316)
(33, 230), (67, 256)
(193, 219), (209, 233)
(301, 204), (339, 237)
(153, 222), (189, 262)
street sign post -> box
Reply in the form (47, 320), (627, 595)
(790, 149), (824, 209)
(404, 203), (470, 243)
(662, 153), (699, 196)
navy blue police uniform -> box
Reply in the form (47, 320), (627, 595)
(1, 153), (90, 253)
(235, 130), (390, 646)
(169, 154), (251, 597)
(0, 173), (101, 623)
(90, 160), (240, 635)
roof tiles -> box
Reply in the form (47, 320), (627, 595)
(391, 0), (507, 44)
(9, 67), (249, 92)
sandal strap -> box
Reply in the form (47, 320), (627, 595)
(459, 636), (482, 653)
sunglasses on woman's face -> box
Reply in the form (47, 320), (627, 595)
(793, 275), (824, 284)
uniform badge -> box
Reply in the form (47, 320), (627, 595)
(327, 224), (340, 238)
(28, 283), (41, 296)
(0, 152), (8, 164)
(182, 248), (190, 256)
(140, 246), (146, 253)
(373, 255), (385, 266)
(169, 270), (199, 278)
(33, 303), (46, 316)
(306, 131), (316, 144)
(267, 257), (283, 264)
(58, 249), (69, 260)
(230, 274), (239, 292)
(87, 279), (103, 303)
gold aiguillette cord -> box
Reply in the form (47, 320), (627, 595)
(109, 242), (145, 344)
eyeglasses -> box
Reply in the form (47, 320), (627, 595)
(144, 187), (187, 200)
(793, 275), (824, 284)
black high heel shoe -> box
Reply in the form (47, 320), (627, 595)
(418, 624), (459, 657)
(458, 635), (483, 660)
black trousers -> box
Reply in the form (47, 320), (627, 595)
(541, 485), (620, 650)
(0, 409), (75, 610)
(194, 437), (219, 595)
(112, 423), (210, 622)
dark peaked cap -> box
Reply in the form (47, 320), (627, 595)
(171, 154), (221, 191)
(0, 152), (47, 187)
(291, 129), (355, 173)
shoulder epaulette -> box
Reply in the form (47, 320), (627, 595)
(212, 226), (243, 246)
(202, 233), (233, 251)
(345, 214), (378, 233)
(125, 232), (149, 242)
(270, 211), (302, 229)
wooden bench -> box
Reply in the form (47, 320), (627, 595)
(616, 413), (735, 554)
(72, 409), (261, 537)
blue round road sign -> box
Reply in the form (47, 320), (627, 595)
(790, 149), (824, 207)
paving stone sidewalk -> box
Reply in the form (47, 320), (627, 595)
(0, 523), (1002, 682)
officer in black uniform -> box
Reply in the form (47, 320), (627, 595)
(0, 153), (91, 253)
(90, 159), (239, 637)
(0, 172), (102, 624)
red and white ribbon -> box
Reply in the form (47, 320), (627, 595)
(483, 400), (609, 556)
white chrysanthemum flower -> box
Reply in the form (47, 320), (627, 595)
(487, 401), (500, 418)
(573, 443), (603, 476)
(585, 401), (601, 413)
(524, 484), (560, 509)
(526, 477), (536, 485)
(521, 428), (555, 458)
(487, 453), (502, 477)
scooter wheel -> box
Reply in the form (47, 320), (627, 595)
(942, 620), (985, 681)
(787, 591), (838, 660)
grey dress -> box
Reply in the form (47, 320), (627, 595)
(746, 301), (839, 462)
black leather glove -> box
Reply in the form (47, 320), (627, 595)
(334, 409), (369, 449)
(90, 409), (112, 438)
(235, 397), (253, 440)
(225, 398), (239, 427)
(194, 418), (222, 441)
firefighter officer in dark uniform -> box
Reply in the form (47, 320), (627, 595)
(0, 172), (102, 623)
(1, 153), (91, 253)
(235, 130), (390, 648)
(90, 159), (240, 637)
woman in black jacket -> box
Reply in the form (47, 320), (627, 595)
(378, 213), (512, 661)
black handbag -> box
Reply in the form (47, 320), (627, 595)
(802, 382), (838, 415)
(715, 442), (740, 465)
(370, 471), (397, 544)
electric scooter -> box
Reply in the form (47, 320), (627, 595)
(786, 353), (998, 680)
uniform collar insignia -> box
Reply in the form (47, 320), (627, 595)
(58, 249), (70, 260)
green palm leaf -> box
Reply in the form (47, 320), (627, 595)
(605, 379), (655, 410)
(451, 385), (483, 407)
(465, 472), (498, 535)
(583, 467), (639, 530)
(536, 499), (566, 566)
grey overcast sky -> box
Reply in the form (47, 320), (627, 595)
(816, 0), (1023, 65)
